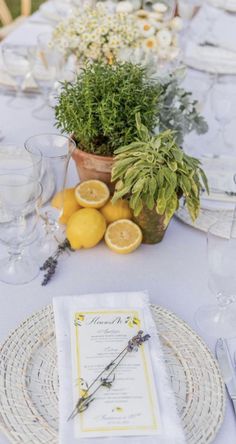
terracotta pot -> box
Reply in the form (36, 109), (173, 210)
(70, 144), (114, 191)
(133, 205), (169, 244)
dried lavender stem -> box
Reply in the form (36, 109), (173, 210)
(82, 344), (129, 396)
(68, 331), (150, 421)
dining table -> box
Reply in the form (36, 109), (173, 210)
(0, 4), (236, 443)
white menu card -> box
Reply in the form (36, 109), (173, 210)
(71, 308), (160, 438)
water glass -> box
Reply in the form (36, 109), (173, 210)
(195, 217), (236, 338)
(2, 44), (31, 108)
(0, 174), (42, 285)
(0, 144), (42, 179)
(29, 33), (64, 120)
(25, 134), (76, 259)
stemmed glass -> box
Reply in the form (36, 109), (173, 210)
(158, 0), (176, 21)
(0, 144), (42, 180)
(0, 174), (43, 285)
(25, 134), (76, 259)
(195, 217), (236, 338)
(1, 44), (31, 109)
(177, 0), (199, 21)
(29, 33), (64, 120)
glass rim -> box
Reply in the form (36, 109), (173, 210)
(0, 177), (43, 206)
(24, 133), (76, 159)
(0, 143), (42, 171)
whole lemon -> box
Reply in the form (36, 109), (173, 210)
(66, 208), (106, 249)
(51, 188), (81, 225)
(100, 199), (132, 224)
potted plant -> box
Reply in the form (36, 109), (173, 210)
(55, 61), (207, 188)
(111, 114), (208, 244)
(55, 61), (163, 187)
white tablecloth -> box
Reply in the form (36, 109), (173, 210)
(0, 9), (236, 444)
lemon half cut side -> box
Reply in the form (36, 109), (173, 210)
(105, 219), (142, 254)
(75, 180), (110, 209)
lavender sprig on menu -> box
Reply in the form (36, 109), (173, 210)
(40, 238), (73, 286)
(68, 330), (150, 421)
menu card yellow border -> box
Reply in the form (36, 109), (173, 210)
(74, 309), (159, 434)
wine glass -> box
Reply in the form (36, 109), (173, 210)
(0, 174), (43, 285)
(159, 0), (176, 21)
(1, 44), (31, 109)
(0, 144), (42, 180)
(177, 0), (199, 20)
(195, 217), (236, 338)
(29, 33), (64, 120)
(24, 134), (76, 259)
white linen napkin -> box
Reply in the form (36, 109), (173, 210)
(53, 291), (186, 444)
(184, 5), (236, 73)
(207, 0), (236, 12)
(188, 5), (236, 53)
(184, 42), (236, 74)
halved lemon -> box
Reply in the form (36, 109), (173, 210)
(75, 180), (110, 209)
(105, 220), (142, 254)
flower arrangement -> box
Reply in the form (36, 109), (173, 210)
(51, 1), (182, 67)
(51, 3), (139, 65)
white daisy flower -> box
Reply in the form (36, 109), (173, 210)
(152, 2), (168, 13)
(135, 9), (150, 19)
(139, 22), (155, 37)
(143, 36), (157, 50)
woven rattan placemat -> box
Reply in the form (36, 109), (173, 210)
(0, 304), (225, 443)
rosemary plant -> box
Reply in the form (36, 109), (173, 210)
(55, 62), (207, 156)
(55, 62), (162, 156)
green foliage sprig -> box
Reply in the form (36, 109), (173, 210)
(54, 62), (207, 156)
(112, 115), (208, 226)
(156, 72), (208, 145)
(55, 62), (162, 156)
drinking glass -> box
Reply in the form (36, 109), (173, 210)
(177, 0), (199, 20)
(29, 33), (64, 120)
(0, 144), (42, 180)
(2, 44), (31, 109)
(25, 134), (76, 259)
(0, 174), (43, 285)
(159, 0), (176, 21)
(195, 217), (236, 338)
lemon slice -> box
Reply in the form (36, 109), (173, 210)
(75, 180), (110, 209)
(105, 219), (142, 254)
